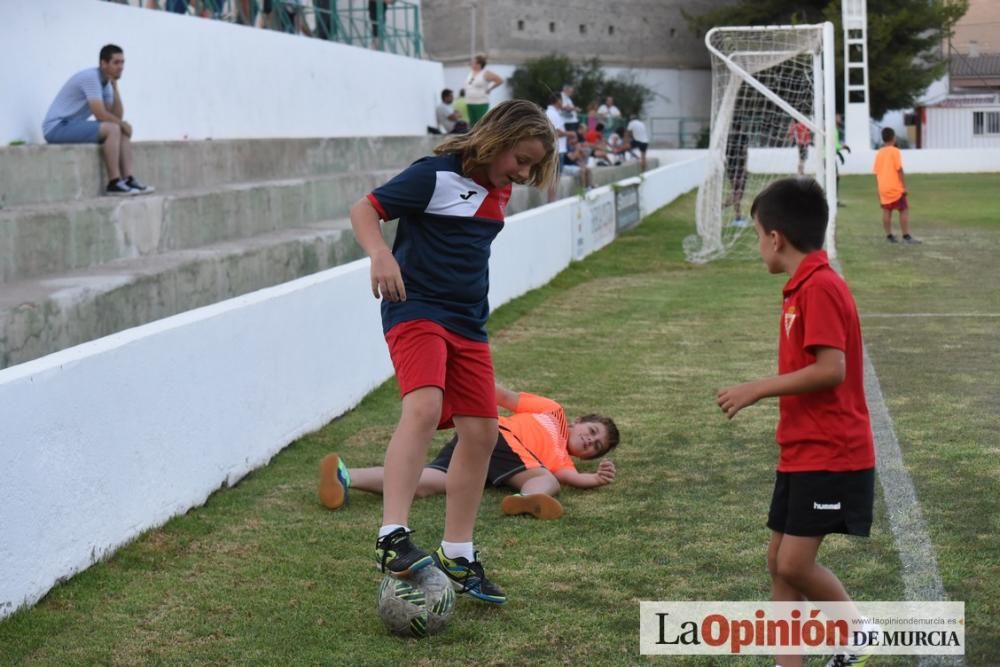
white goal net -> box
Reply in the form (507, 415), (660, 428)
(686, 23), (838, 264)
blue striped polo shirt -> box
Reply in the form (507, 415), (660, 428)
(367, 152), (512, 342)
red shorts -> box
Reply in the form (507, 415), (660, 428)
(881, 195), (908, 211)
(385, 319), (497, 429)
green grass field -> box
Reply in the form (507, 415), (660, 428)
(1, 174), (997, 666)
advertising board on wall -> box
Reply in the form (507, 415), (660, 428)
(615, 180), (642, 232)
(573, 188), (617, 261)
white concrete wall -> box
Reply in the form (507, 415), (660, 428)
(642, 152), (709, 215)
(0, 261), (393, 618)
(1, 0), (443, 144)
(0, 162), (702, 618)
(489, 200), (576, 311)
(839, 148), (1000, 175)
(694, 146), (1000, 176)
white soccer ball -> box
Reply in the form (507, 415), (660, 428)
(376, 567), (456, 638)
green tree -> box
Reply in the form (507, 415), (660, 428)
(508, 54), (653, 119)
(685, 0), (968, 119)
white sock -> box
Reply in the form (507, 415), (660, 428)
(378, 524), (407, 539)
(440, 540), (474, 562)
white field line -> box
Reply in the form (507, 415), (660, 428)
(833, 260), (968, 667)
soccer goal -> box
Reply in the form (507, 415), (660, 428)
(686, 23), (838, 264)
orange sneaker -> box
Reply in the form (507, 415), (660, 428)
(318, 454), (350, 510)
(501, 493), (563, 520)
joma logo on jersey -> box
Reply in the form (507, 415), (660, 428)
(459, 190), (477, 200)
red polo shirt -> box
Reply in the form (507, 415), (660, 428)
(776, 251), (875, 472)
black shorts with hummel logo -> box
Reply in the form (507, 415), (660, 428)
(767, 468), (874, 537)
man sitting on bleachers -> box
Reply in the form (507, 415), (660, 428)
(42, 44), (154, 196)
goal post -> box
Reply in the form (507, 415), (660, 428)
(687, 22), (838, 264)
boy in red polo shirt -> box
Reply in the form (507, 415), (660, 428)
(717, 177), (875, 667)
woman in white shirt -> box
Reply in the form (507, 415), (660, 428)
(466, 54), (504, 127)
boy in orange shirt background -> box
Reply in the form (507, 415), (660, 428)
(873, 127), (920, 244)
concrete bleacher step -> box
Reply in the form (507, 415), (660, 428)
(0, 217), (396, 369)
(0, 131), (654, 370)
(0, 137), (439, 209)
(0, 169), (400, 285)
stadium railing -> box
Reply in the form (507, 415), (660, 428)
(649, 116), (710, 148)
(105, 0), (422, 58)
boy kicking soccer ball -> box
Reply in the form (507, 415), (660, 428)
(319, 383), (619, 520)
(349, 100), (558, 605)
(717, 177), (876, 667)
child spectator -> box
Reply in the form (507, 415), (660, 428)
(583, 123), (611, 165)
(873, 127), (919, 244)
(348, 100), (557, 605)
(606, 126), (633, 164)
(717, 177), (876, 667)
(318, 383), (619, 521)
(563, 133), (593, 190)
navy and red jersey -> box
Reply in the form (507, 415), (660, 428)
(367, 153), (511, 342)
(776, 250), (875, 472)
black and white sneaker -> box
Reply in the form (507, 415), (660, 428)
(105, 178), (136, 196)
(375, 527), (433, 578)
(902, 234), (922, 244)
(824, 653), (871, 667)
(125, 176), (155, 195)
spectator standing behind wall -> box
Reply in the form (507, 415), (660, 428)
(626, 115), (649, 171)
(545, 93), (569, 202)
(42, 44), (154, 196)
(598, 96), (622, 131)
(465, 54), (504, 127)
(144, 0), (188, 12)
(314, 0), (335, 39)
(369, 0), (394, 50)
(560, 84), (581, 133)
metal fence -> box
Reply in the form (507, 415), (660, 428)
(649, 116), (709, 148)
(103, 0), (422, 58)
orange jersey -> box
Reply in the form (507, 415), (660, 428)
(498, 392), (575, 473)
(873, 145), (905, 205)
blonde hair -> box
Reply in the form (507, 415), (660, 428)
(435, 99), (559, 190)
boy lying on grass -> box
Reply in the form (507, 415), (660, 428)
(319, 383), (619, 520)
